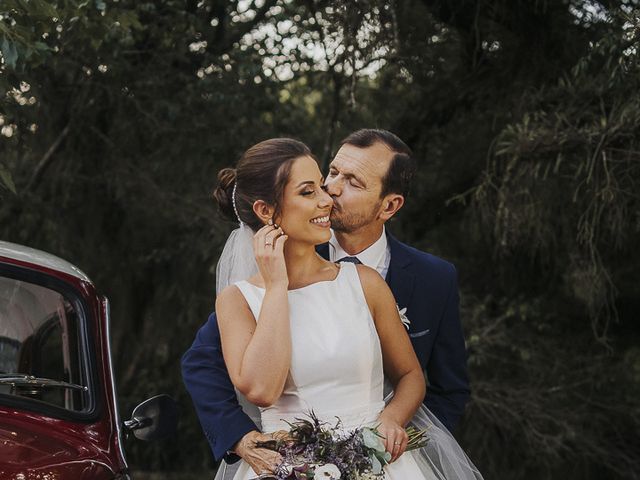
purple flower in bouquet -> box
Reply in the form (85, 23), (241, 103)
(253, 411), (428, 480)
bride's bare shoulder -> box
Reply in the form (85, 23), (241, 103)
(354, 264), (393, 315)
(354, 263), (386, 289)
(215, 284), (251, 320)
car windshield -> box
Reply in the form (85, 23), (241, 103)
(0, 276), (89, 413)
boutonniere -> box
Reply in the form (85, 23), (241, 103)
(396, 305), (410, 330)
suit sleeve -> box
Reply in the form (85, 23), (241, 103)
(423, 266), (471, 431)
(181, 312), (258, 462)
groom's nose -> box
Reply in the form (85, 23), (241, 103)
(324, 176), (341, 197)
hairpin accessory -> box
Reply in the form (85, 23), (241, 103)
(232, 182), (242, 225)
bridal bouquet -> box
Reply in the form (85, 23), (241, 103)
(253, 412), (428, 480)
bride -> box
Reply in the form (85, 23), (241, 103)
(212, 138), (483, 479)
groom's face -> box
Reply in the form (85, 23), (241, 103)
(325, 142), (393, 233)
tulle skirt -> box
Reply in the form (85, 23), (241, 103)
(213, 404), (483, 480)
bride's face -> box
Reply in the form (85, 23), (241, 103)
(276, 155), (333, 245)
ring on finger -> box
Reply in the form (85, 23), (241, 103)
(265, 229), (282, 245)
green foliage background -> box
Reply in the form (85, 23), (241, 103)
(1, 1), (639, 478)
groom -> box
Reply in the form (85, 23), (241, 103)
(182, 129), (470, 472)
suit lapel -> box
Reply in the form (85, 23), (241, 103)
(385, 233), (415, 309)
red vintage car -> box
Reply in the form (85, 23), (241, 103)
(0, 240), (177, 479)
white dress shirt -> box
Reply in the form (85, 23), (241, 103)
(328, 227), (391, 279)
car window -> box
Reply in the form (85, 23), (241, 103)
(0, 276), (89, 413)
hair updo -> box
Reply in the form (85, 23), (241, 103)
(213, 138), (315, 231)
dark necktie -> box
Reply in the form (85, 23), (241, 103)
(337, 256), (361, 264)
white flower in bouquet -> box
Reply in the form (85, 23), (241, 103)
(313, 463), (341, 478)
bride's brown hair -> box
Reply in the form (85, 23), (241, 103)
(214, 138), (316, 231)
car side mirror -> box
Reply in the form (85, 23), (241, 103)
(124, 394), (178, 441)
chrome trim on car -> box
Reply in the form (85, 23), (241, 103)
(104, 298), (129, 470)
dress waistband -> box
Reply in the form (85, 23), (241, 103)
(261, 401), (386, 433)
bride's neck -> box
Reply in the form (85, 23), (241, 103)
(283, 240), (324, 285)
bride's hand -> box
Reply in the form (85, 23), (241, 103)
(377, 413), (409, 463)
(253, 224), (288, 290)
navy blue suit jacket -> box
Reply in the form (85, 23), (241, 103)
(181, 232), (470, 462)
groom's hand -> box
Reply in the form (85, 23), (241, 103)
(233, 430), (283, 475)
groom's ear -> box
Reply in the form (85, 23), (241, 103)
(378, 194), (405, 221)
(252, 200), (275, 225)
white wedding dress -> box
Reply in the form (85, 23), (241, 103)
(214, 262), (483, 480)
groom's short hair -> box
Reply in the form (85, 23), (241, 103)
(340, 129), (416, 198)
